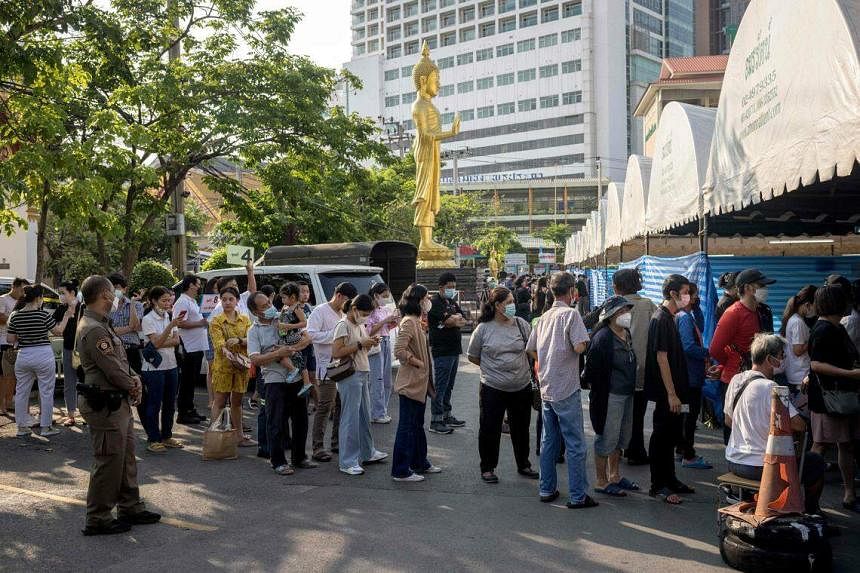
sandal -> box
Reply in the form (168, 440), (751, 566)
(595, 483), (627, 497)
(651, 487), (683, 505)
(62, 417), (76, 427)
(481, 472), (499, 484)
(613, 477), (640, 491)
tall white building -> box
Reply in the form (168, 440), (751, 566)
(343, 0), (695, 234)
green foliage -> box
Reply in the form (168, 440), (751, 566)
(534, 223), (571, 260)
(129, 259), (177, 295)
(201, 247), (229, 272)
(436, 193), (481, 247)
(473, 224), (523, 274)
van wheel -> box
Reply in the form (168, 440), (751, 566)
(719, 530), (832, 572)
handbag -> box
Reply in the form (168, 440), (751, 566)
(221, 323), (251, 371)
(515, 318), (542, 412)
(142, 341), (163, 368)
(327, 357), (355, 382)
(202, 409), (238, 461)
(822, 388), (860, 416)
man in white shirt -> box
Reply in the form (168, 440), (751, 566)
(306, 282), (357, 462)
(0, 278), (29, 413)
(172, 275), (210, 424)
(725, 333), (825, 514)
(208, 262), (257, 319)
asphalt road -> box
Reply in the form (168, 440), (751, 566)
(1, 350), (858, 572)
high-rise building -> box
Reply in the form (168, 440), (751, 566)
(694, 0), (750, 56)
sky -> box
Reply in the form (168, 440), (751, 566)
(259, 0), (353, 70)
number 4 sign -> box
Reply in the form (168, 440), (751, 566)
(226, 245), (254, 266)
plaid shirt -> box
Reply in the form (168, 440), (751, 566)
(110, 297), (144, 347)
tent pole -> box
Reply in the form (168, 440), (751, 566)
(619, 242), (624, 263)
(645, 233), (650, 256)
(702, 214), (709, 254)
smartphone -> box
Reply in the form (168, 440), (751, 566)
(178, 310), (188, 319)
(680, 404), (690, 414)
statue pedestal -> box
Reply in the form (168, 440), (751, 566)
(416, 246), (456, 269)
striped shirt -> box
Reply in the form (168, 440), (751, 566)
(7, 309), (56, 348)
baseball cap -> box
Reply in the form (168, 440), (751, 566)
(735, 269), (776, 288)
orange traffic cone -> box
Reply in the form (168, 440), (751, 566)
(755, 385), (804, 517)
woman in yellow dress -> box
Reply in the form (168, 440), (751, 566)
(209, 287), (254, 446)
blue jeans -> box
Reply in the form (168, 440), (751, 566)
(369, 336), (393, 419)
(392, 395), (431, 478)
(431, 354), (459, 423)
(141, 368), (179, 443)
(336, 371), (375, 470)
(539, 390), (589, 503)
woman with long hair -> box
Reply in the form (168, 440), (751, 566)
(781, 285), (818, 392)
(468, 287), (538, 483)
(8, 285), (72, 437)
(391, 283), (441, 482)
(54, 280), (83, 426)
(331, 294), (388, 475)
(366, 282), (400, 424)
(533, 276), (549, 318)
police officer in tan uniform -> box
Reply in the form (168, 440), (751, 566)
(77, 275), (161, 536)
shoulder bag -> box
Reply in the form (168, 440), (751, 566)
(221, 322), (251, 371)
(326, 320), (356, 382)
(515, 318), (542, 411)
(821, 379), (860, 416)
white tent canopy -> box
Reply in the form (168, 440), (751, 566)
(704, 0), (860, 215)
(604, 181), (625, 249)
(619, 155), (652, 242)
(646, 102), (716, 233)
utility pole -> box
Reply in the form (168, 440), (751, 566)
(168, 1), (186, 277)
(596, 157), (603, 269)
(378, 116), (413, 158)
(441, 147), (471, 195)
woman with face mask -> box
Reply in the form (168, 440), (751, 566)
(53, 280), (83, 426)
(331, 294), (388, 476)
(366, 283), (400, 424)
(467, 287), (538, 484)
(780, 285), (818, 394)
(583, 296), (640, 497)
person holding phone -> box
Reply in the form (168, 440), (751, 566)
(366, 282), (400, 424)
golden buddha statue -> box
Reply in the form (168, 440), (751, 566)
(411, 41), (460, 268)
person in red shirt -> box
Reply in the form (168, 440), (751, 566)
(709, 268), (776, 443)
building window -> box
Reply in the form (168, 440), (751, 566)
(367, 7), (378, 20)
(498, 102), (515, 115)
(539, 94), (559, 108)
(479, 1), (495, 18)
(353, 28), (366, 41)
(562, 90), (583, 104)
(441, 111), (455, 123)
(440, 31), (456, 46)
(562, 1), (582, 17)
(402, 64), (414, 77)
(479, 21), (495, 37)
(404, 40), (420, 55)
(539, 63), (558, 78)
(460, 109), (475, 121)
(561, 28), (581, 42)
(422, 36), (438, 49)
(404, 1), (418, 18)
(387, 26), (401, 42)
(402, 92), (417, 103)
(496, 72), (515, 86)
(476, 76), (494, 89)
(519, 0), (537, 7)
(561, 59), (582, 73)
(477, 105), (494, 118)
(460, 5), (475, 22)
(387, 45), (402, 59)
(421, 0), (436, 12)
(367, 22), (379, 36)
(457, 51), (474, 65)
(405, 20), (418, 36)
(517, 68), (536, 82)
(460, 26), (475, 42)
(632, 8), (662, 34)
(385, 95), (400, 107)
(367, 38), (379, 52)
(422, 16), (437, 33)
(496, 42), (514, 57)
(476, 47), (494, 61)
(498, 0), (516, 13)
(354, 44), (366, 56)
(439, 84), (455, 96)
(499, 16), (516, 32)
(520, 11), (537, 28)
(384, 69), (399, 81)
(518, 98), (537, 111)
(440, 0), (456, 7)
(440, 11), (456, 27)
(517, 38), (535, 52)
(539, 33), (558, 48)
(457, 80), (474, 93)
(634, 0), (663, 11)
(438, 55), (455, 69)
(541, 5), (559, 22)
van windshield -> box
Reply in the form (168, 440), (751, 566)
(318, 272), (384, 300)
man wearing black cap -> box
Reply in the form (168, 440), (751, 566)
(715, 272), (738, 323)
(709, 268), (776, 442)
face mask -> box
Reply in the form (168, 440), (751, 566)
(444, 288), (456, 299)
(262, 306), (279, 320)
(615, 312), (632, 329)
(754, 287), (769, 304)
(503, 303), (516, 318)
(678, 294), (691, 308)
(114, 289), (123, 300)
(771, 357), (785, 375)
(356, 315), (368, 325)
(110, 294), (119, 313)
(421, 299), (432, 313)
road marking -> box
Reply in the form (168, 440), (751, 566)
(0, 484), (218, 532)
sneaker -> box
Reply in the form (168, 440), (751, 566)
(16, 427), (31, 438)
(340, 465), (365, 476)
(366, 450), (389, 463)
(297, 383), (313, 397)
(421, 465), (443, 474)
(393, 473), (425, 482)
(285, 369), (302, 383)
(274, 464), (295, 476)
(372, 415), (392, 424)
(81, 519), (132, 536)
(40, 426), (60, 437)
(444, 415), (466, 427)
(681, 456), (713, 470)
(161, 438), (184, 449)
(429, 422), (454, 434)
(118, 510), (162, 525)
(147, 442), (167, 453)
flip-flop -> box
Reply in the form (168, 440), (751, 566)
(614, 477), (640, 491)
(650, 487), (683, 505)
(595, 483), (627, 497)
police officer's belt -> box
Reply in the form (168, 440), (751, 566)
(77, 384), (128, 413)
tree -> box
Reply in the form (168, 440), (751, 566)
(435, 193), (481, 248)
(473, 224), (522, 276)
(534, 223), (571, 262)
(201, 247), (229, 272)
(129, 259), (177, 295)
